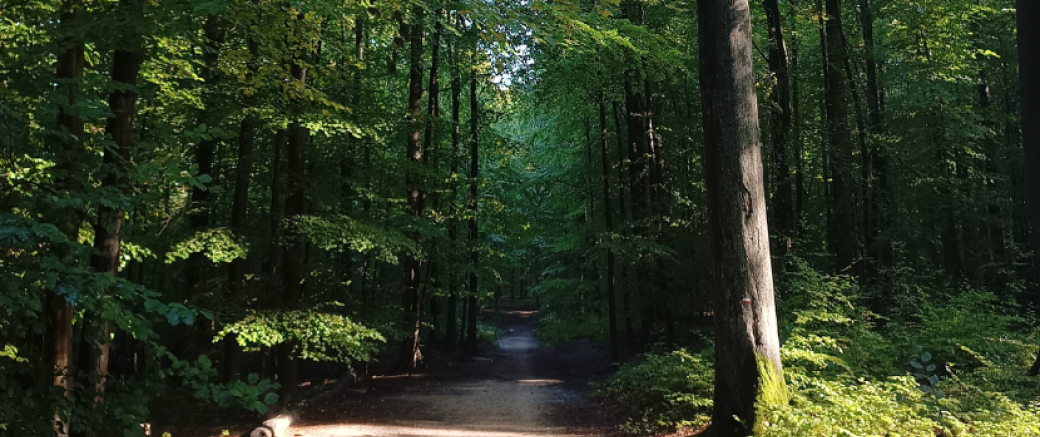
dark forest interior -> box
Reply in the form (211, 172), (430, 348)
(2, 0), (1040, 436)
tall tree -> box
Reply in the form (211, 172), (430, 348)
(764, 0), (794, 239)
(88, 0), (145, 398)
(599, 90), (620, 362)
(1019, 0), (1040, 376)
(46, 3), (85, 435)
(187, 16), (223, 287)
(858, 0), (890, 269)
(444, 40), (463, 351)
(464, 47), (480, 356)
(399, 6), (425, 372)
(824, 0), (857, 270)
(278, 12), (312, 403)
(697, 0), (789, 434)
(225, 33), (260, 383)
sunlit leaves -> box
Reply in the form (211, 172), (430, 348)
(216, 310), (386, 363)
(292, 215), (419, 264)
(166, 228), (248, 264)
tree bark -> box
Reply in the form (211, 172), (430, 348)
(225, 37), (259, 383)
(399, 6), (425, 372)
(763, 0), (794, 239)
(187, 16), (224, 288)
(697, 0), (789, 434)
(464, 49), (480, 356)
(279, 13), (311, 403)
(46, 4), (85, 434)
(791, 29), (805, 234)
(88, 0), (145, 401)
(824, 0), (857, 270)
(858, 0), (892, 273)
(444, 40), (463, 352)
(599, 91), (620, 362)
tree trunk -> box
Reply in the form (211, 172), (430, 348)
(859, 0), (891, 270)
(279, 15), (310, 403)
(464, 50), (480, 356)
(225, 37), (259, 383)
(824, 0), (857, 271)
(46, 4), (85, 434)
(599, 91), (620, 362)
(764, 0), (794, 239)
(1018, 0), (1040, 376)
(613, 102), (635, 348)
(444, 40), (463, 352)
(697, 0), (789, 434)
(269, 129), (285, 284)
(399, 6), (425, 373)
(187, 16), (223, 288)
(88, 0), (145, 400)
(791, 30), (805, 234)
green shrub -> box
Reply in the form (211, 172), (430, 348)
(477, 322), (506, 344)
(594, 349), (714, 434)
(536, 313), (607, 346)
(597, 260), (1040, 436)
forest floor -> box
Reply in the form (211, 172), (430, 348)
(158, 300), (621, 437)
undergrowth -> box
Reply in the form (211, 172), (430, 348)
(477, 322), (507, 344)
(536, 313), (608, 346)
(596, 258), (1040, 436)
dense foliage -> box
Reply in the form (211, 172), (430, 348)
(598, 260), (1040, 435)
(1, 0), (1036, 435)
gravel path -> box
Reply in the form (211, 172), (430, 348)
(156, 304), (617, 437)
(291, 306), (617, 437)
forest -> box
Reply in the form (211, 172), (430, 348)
(2, 0), (1039, 436)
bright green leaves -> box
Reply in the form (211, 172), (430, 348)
(166, 228), (248, 264)
(292, 215), (419, 264)
(0, 345), (26, 363)
(215, 310), (386, 364)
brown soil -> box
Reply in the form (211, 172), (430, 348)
(157, 301), (621, 437)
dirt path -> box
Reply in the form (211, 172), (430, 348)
(289, 305), (618, 437)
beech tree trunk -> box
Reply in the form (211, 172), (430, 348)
(764, 0), (793, 238)
(824, 0), (857, 271)
(225, 37), (259, 383)
(399, 6), (425, 372)
(599, 92), (619, 362)
(46, 5), (85, 435)
(278, 15), (310, 402)
(88, 0), (145, 400)
(697, 0), (789, 434)
(464, 49), (480, 356)
(187, 16), (223, 287)
(444, 41), (463, 351)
